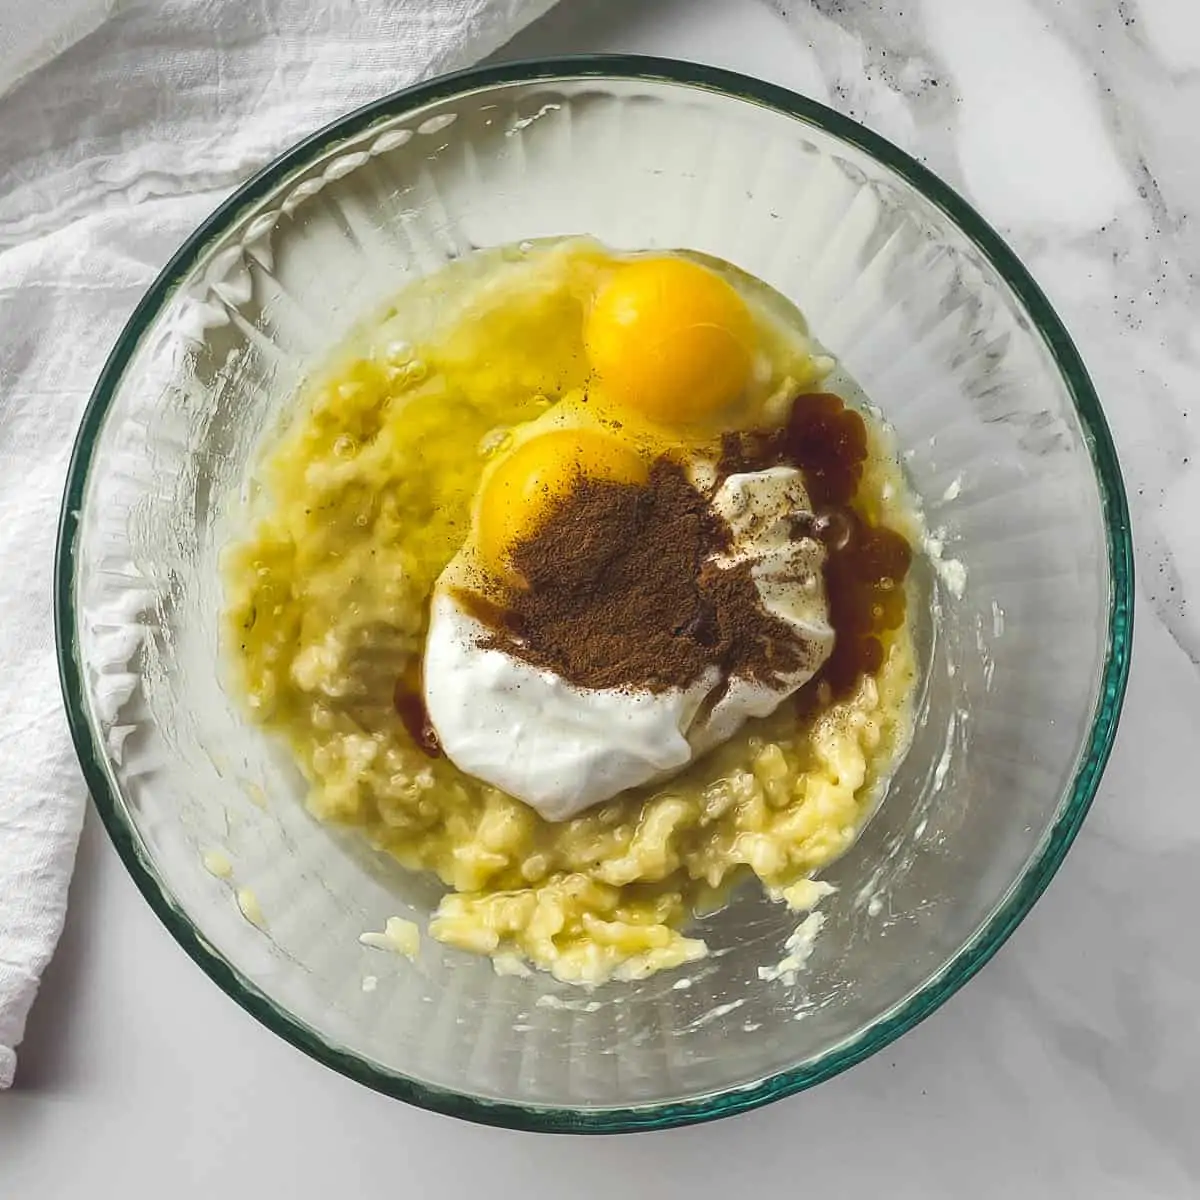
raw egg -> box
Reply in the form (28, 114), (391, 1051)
(584, 256), (755, 427)
(475, 428), (648, 578)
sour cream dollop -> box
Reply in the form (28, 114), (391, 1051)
(423, 466), (834, 822)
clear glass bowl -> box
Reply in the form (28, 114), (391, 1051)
(55, 58), (1132, 1131)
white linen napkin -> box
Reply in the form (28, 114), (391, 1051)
(0, 0), (556, 1090)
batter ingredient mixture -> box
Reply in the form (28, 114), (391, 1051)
(223, 238), (917, 983)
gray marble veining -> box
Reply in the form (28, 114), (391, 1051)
(764, 0), (1200, 1189)
(772, 0), (1198, 646)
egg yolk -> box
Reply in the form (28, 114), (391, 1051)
(475, 429), (648, 578)
(584, 256), (755, 427)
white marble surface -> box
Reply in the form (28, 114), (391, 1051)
(3, 0), (1198, 1195)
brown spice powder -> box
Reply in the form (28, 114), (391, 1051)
(468, 458), (815, 693)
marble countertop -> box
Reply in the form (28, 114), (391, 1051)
(4, 0), (1197, 1195)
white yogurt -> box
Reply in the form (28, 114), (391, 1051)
(423, 466), (834, 821)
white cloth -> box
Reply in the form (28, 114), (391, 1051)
(0, 0), (556, 1090)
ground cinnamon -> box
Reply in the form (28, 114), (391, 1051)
(469, 458), (817, 693)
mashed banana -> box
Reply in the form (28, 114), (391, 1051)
(223, 240), (917, 984)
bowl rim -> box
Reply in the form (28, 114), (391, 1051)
(54, 54), (1133, 1133)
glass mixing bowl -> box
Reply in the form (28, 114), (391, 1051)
(55, 57), (1132, 1131)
